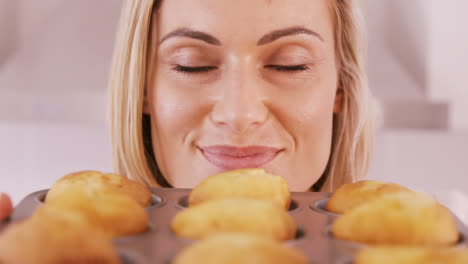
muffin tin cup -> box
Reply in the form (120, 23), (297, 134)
(118, 249), (149, 264)
(4, 188), (468, 264)
(310, 198), (340, 217)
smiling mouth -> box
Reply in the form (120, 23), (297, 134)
(198, 145), (283, 171)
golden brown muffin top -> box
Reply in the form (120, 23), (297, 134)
(45, 186), (149, 238)
(46, 170), (152, 207)
(172, 198), (296, 241)
(173, 233), (308, 264)
(332, 191), (459, 246)
(189, 168), (291, 209)
(0, 205), (119, 264)
(326, 180), (411, 214)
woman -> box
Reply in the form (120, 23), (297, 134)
(0, 0), (374, 220)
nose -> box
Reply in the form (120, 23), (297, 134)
(210, 66), (269, 135)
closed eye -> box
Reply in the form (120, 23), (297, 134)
(172, 65), (218, 73)
(172, 64), (309, 74)
(265, 64), (309, 72)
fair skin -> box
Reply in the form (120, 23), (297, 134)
(146, 0), (342, 191)
(0, 0), (342, 220)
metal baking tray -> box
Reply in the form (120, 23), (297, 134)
(2, 188), (467, 264)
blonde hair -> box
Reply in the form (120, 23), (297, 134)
(321, 0), (375, 191)
(108, 0), (375, 191)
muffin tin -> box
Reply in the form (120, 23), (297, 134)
(2, 187), (468, 264)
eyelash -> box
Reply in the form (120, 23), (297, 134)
(172, 65), (217, 73)
(172, 64), (309, 73)
(264, 64), (310, 72)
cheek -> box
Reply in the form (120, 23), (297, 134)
(300, 78), (337, 146)
(272, 67), (337, 167)
(150, 79), (206, 138)
(298, 98), (335, 157)
(284, 91), (335, 160)
(274, 69), (338, 139)
(148, 78), (211, 184)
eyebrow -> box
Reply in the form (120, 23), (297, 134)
(257, 26), (324, 45)
(159, 28), (221, 45)
(159, 26), (324, 46)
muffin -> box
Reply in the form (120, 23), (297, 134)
(356, 247), (468, 264)
(46, 170), (152, 207)
(332, 191), (459, 246)
(171, 198), (296, 241)
(45, 186), (149, 237)
(173, 233), (308, 264)
(189, 169), (291, 209)
(326, 180), (411, 214)
(0, 205), (119, 264)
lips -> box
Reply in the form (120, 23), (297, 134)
(199, 145), (283, 170)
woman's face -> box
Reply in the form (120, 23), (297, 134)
(147, 0), (341, 191)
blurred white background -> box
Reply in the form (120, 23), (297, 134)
(1, 0), (467, 204)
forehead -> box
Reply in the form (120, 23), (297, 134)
(155, 0), (334, 44)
